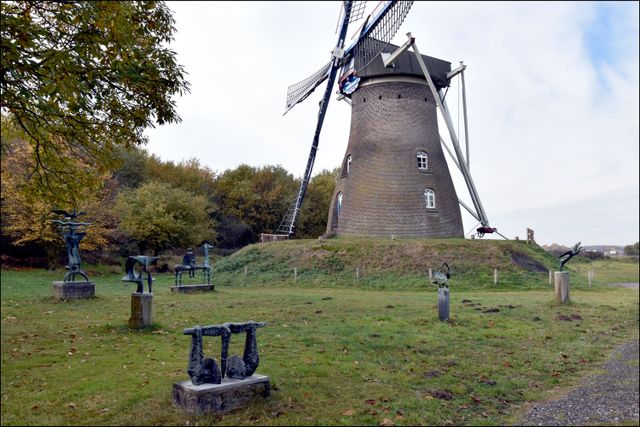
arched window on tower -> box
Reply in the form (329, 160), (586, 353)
(417, 151), (428, 170)
(424, 188), (435, 209)
(341, 154), (352, 178)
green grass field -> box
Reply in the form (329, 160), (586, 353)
(1, 254), (638, 426)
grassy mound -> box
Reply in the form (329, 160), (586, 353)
(212, 237), (562, 290)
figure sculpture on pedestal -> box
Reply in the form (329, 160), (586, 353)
(558, 242), (583, 271)
(50, 209), (91, 282)
(183, 321), (266, 385)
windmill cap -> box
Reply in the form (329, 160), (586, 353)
(356, 42), (451, 90)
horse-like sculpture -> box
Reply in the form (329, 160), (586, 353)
(174, 242), (214, 286)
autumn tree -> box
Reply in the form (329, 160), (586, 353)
(297, 168), (337, 238)
(1, 1), (189, 204)
(1, 135), (113, 267)
(213, 165), (297, 247)
(114, 181), (215, 255)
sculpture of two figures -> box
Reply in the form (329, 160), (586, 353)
(558, 242), (583, 271)
(122, 256), (158, 293)
(50, 209), (91, 282)
(184, 321), (266, 385)
(174, 242), (214, 286)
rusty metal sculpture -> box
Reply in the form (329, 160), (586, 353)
(50, 209), (91, 282)
(183, 321), (266, 385)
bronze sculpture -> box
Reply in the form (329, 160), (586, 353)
(558, 242), (583, 271)
(50, 209), (91, 282)
(183, 321), (266, 385)
(122, 256), (158, 293)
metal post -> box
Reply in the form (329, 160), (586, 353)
(549, 270), (553, 286)
(294, 267), (298, 283)
(494, 269), (498, 285)
(428, 268), (433, 282)
(588, 270), (592, 287)
(410, 36), (489, 228)
(460, 62), (470, 170)
(356, 267), (359, 284)
(438, 287), (450, 322)
(244, 266), (247, 276)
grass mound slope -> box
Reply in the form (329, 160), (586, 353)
(213, 237), (564, 290)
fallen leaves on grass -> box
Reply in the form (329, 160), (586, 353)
(341, 409), (355, 416)
(379, 418), (395, 426)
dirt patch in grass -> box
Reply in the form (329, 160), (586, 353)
(510, 252), (548, 272)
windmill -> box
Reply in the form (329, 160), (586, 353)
(277, 1), (504, 240)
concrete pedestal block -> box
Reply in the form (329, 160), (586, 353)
(438, 287), (450, 322)
(173, 374), (270, 415)
(554, 271), (570, 304)
(171, 285), (214, 294)
(52, 281), (95, 300)
(128, 293), (153, 329)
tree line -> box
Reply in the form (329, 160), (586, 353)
(1, 135), (337, 267)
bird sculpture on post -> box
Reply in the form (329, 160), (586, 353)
(432, 262), (451, 288)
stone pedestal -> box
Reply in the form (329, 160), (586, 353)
(173, 374), (270, 415)
(438, 287), (450, 322)
(554, 271), (570, 304)
(128, 293), (153, 329)
(52, 281), (95, 300)
(171, 284), (214, 294)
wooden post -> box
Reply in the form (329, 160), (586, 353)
(294, 267), (297, 283)
(244, 266), (247, 276)
(355, 267), (359, 284)
(438, 287), (450, 322)
(428, 268), (433, 282)
(548, 270), (553, 286)
(588, 270), (593, 287)
(554, 271), (570, 303)
(493, 269), (498, 285)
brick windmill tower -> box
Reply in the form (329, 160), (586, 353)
(277, 1), (501, 240)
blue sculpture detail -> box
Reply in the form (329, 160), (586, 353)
(50, 209), (91, 282)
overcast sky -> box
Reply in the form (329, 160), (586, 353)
(144, 1), (639, 247)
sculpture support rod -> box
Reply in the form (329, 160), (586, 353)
(409, 36), (489, 227)
(460, 64), (470, 170)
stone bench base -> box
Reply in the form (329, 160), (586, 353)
(171, 284), (214, 294)
(52, 281), (95, 300)
(173, 374), (270, 414)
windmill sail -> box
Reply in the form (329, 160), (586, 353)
(345, 1), (413, 72)
(284, 61), (332, 115)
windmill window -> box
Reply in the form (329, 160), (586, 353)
(424, 189), (435, 209)
(341, 154), (352, 177)
(337, 192), (343, 217)
(417, 151), (428, 170)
